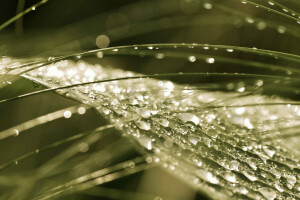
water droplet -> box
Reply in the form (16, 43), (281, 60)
(197, 169), (219, 184)
(257, 21), (267, 30)
(203, 137), (212, 147)
(245, 17), (255, 24)
(188, 136), (199, 145)
(64, 110), (72, 118)
(155, 53), (165, 59)
(235, 107), (245, 115)
(243, 171), (257, 181)
(157, 118), (169, 127)
(286, 174), (296, 185)
(136, 121), (151, 130)
(268, 1), (275, 6)
(256, 79), (264, 87)
(263, 148), (275, 158)
(203, 3), (212, 9)
(177, 113), (199, 125)
(206, 129), (218, 138)
(139, 109), (151, 118)
(188, 56), (196, 62)
(205, 57), (215, 64)
(277, 26), (286, 34)
(224, 171), (238, 183)
(78, 107), (86, 115)
(79, 143), (89, 152)
(138, 136), (152, 150)
(128, 161), (135, 168)
(96, 35), (110, 48)
(14, 129), (19, 136)
(110, 99), (119, 106)
(245, 158), (258, 170)
(96, 51), (104, 58)
(146, 157), (152, 163)
(259, 187), (276, 200)
(274, 180), (284, 192)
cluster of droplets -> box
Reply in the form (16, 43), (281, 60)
(23, 58), (300, 200)
(241, 0), (300, 24)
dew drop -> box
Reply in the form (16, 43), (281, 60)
(79, 143), (89, 152)
(188, 56), (196, 62)
(96, 51), (104, 58)
(286, 174), (296, 185)
(203, 3), (213, 9)
(146, 157), (152, 163)
(96, 35), (110, 48)
(139, 109), (151, 118)
(128, 161), (135, 168)
(259, 187), (276, 200)
(277, 26), (286, 34)
(177, 113), (199, 125)
(78, 107), (86, 115)
(138, 136), (152, 150)
(237, 87), (245, 93)
(206, 129), (218, 138)
(245, 17), (255, 24)
(245, 158), (258, 170)
(136, 121), (151, 130)
(243, 171), (257, 181)
(224, 171), (238, 183)
(257, 21), (267, 30)
(205, 57), (215, 64)
(197, 169), (219, 184)
(157, 118), (169, 127)
(188, 136), (199, 145)
(263, 148), (275, 158)
(14, 129), (19, 136)
(155, 53), (165, 59)
(64, 110), (72, 118)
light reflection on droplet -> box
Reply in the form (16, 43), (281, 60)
(96, 51), (104, 58)
(277, 26), (286, 34)
(79, 142), (89, 152)
(96, 35), (110, 48)
(78, 107), (86, 115)
(155, 53), (165, 59)
(177, 113), (199, 125)
(188, 56), (196, 62)
(203, 3), (213, 9)
(64, 110), (72, 118)
(205, 57), (215, 64)
(259, 187), (276, 200)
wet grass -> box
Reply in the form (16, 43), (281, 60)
(0, 0), (300, 200)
